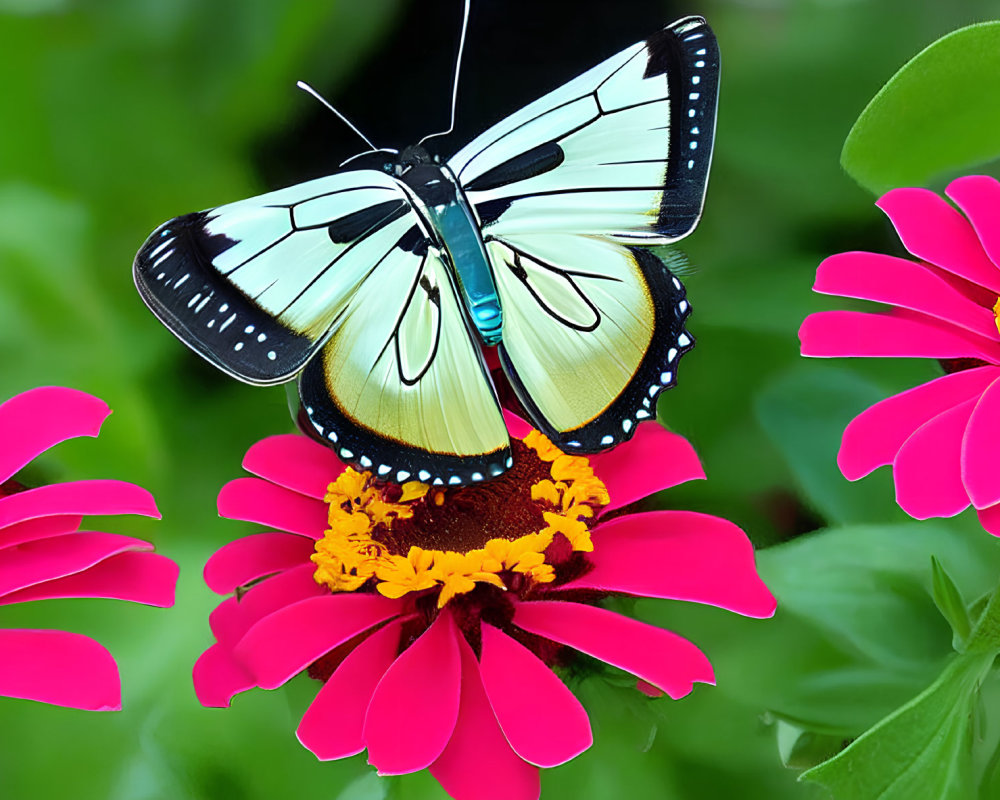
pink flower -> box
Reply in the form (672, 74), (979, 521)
(0, 386), (177, 710)
(194, 414), (775, 800)
(800, 175), (1000, 533)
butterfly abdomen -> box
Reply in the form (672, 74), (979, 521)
(399, 162), (503, 346)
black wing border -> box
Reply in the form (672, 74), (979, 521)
(498, 247), (693, 453)
(133, 213), (315, 386)
(649, 16), (720, 239)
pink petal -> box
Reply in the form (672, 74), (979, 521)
(503, 409), (533, 439)
(636, 679), (663, 697)
(513, 600), (714, 699)
(242, 434), (346, 501)
(0, 480), (160, 531)
(893, 397), (976, 519)
(0, 531), (152, 599)
(799, 310), (1000, 362)
(203, 532), (316, 595)
(0, 387), (109, 484)
(297, 619), (403, 760)
(193, 642), (256, 708)
(562, 511), (776, 618)
(0, 551), (177, 607)
(814, 251), (997, 339)
(479, 622), (592, 767)
(211, 563), (324, 646)
(589, 425), (704, 513)
(877, 187), (1000, 293)
(977, 503), (1000, 537)
(217, 477), (327, 537)
(235, 593), (402, 689)
(0, 629), (120, 710)
(962, 375), (1000, 509)
(430, 633), (541, 800)
(208, 597), (242, 644)
(364, 610), (462, 775)
(0, 514), (83, 550)
(948, 176), (1000, 271)
(839, 366), (999, 480)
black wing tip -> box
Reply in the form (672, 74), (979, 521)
(500, 247), (694, 455)
(644, 17), (719, 240)
(133, 213), (311, 386)
(298, 368), (512, 488)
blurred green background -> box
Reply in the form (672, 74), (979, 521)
(3, 1), (1000, 798)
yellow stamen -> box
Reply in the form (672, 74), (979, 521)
(313, 430), (608, 605)
(399, 481), (430, 502)
(993, 296), (1000, 336)
(541, 510), (594, 552)
(375, 548), (438, 599)
(523, 430), (563, 461)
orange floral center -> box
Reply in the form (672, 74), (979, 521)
(312, 431), (609, 608)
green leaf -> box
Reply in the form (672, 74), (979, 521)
(932, 556), (972, 648)
(842, 22), (1000, 195)
(775, 720), (847, 770)
(800, 653), (992, 800)
(965, 584), (1000, 654)
(758, 521), (1000, 669)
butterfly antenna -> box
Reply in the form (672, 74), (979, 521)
(418, 0), (471, 146)
(296, 80), (379, 152)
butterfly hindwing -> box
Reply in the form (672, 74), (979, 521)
(489, 235), (692, 451)
(299, 230), (511, 486)
(133, 170), (415, 385)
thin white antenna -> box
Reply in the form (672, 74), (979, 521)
(419, 0), (471, 146)
(296, 80), (379, 152)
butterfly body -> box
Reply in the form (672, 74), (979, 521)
(134, 16), (718, 486)
(395, 150), (504, 345)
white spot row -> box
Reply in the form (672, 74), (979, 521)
(304, 405), (510, 487)
(685, 42), (707, 169)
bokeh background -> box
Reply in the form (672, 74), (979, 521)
(2, 1), (1000, 798)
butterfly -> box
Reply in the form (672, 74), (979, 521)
(133, 15), (718, 487)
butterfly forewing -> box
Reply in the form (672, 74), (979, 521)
(133, 170), (415, 385)
(452, 16), (718, 244)
(299, 235), (510, 486)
